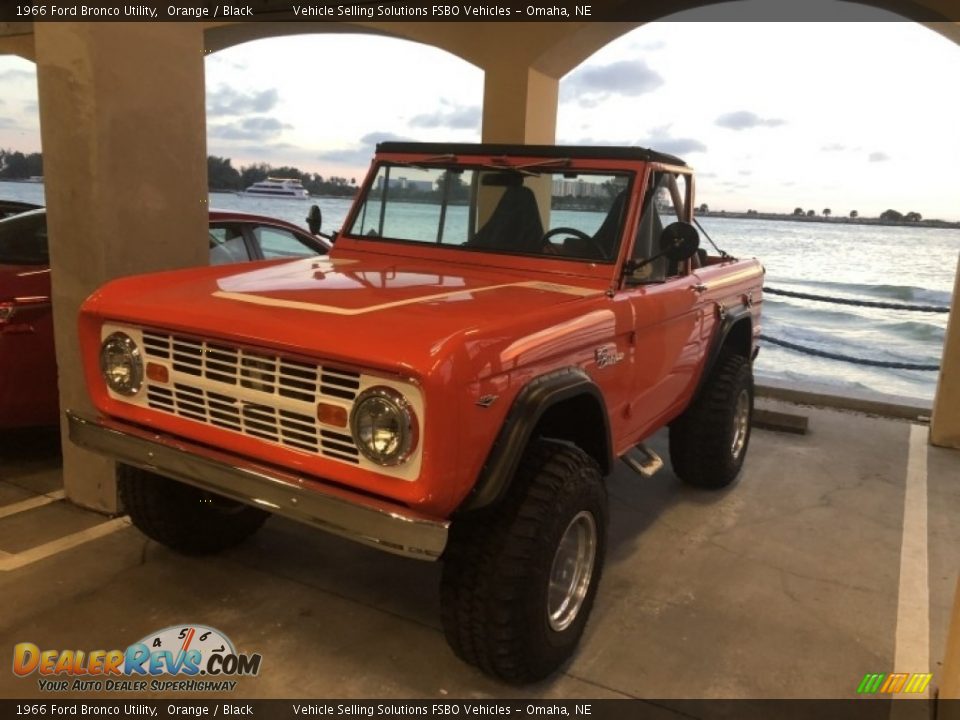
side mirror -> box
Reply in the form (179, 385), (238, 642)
(306, 204), (322, 235)
(659, 221), (700, 263)
(624, 221), (700, 282)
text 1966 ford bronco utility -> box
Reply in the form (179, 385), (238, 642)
(70, 142), (763, 683)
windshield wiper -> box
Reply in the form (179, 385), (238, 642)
(485, 157), (572, 176)
(387, 154), (458, 170)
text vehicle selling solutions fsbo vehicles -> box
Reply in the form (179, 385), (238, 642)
(70, 142), (764, 683)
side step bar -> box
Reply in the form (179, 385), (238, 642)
(620, 444), (664, 478)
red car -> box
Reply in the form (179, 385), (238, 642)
(0, 208), (330, 428)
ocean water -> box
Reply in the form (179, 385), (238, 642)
(4, 181), (958, 401)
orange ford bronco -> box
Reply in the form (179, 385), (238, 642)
(71, 142), (763, 682)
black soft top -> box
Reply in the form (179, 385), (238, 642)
(375, 142), (687, 167)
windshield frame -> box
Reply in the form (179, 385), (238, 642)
(340, 159), (637, 267)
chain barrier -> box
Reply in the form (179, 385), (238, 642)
(764, 286), (950, 313)
(759, 335), (940, 371)
(760, 285), (948, 370)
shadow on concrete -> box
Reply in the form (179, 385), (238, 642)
(0, 425), (61, 462)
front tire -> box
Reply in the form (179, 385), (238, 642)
(669, 352), (754, 489)
(440, 440), (607, 684)
(118, 465), (268, 556)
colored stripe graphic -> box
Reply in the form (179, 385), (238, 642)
(903, 673), (933, 694)
(881, 673), (909, 693)
(857, 674), (886, 694)
(857, 672), (933, 694)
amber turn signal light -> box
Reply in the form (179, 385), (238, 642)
(146, 362), (169, 384)
(317, 403), (348, 427)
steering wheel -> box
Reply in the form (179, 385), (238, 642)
(541, 227), (606, 259)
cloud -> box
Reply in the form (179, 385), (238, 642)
(637, 124), (706, 156)
(0, 117), (17, 129)
(821, 143), (847, 152)
(715, 111), (786, 130)
(207, 55), (248, 72)
(643, 136), (706, 155)
(638, 40), (666, 51)
(738, 170), (752, 176)
(317, 131), (412, 165)
(208, 117), (291, 141)
(22, 101), (37, 114)
(0, 69), (33, 82)
(869, 151), (890, 162)
(562, 60), (664, 106)
(410, 101), (480, 130)
(207, 86), (279, 117)
(564, 125), (705, 157)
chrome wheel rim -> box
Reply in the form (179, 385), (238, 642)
(547, 511), (597, 632)
(731, 389), (750, 460)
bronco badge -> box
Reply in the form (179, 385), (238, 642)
(594, 344), (625, 368)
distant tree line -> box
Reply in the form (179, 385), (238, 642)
(0, 150), (357, 198)
(788, 206), (922, 222)
(0, 149), (43, 179)
(879, 209), (922, 222)
(208, 156), (357, 197)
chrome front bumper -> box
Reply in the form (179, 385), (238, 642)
(67, 411), (449, 560)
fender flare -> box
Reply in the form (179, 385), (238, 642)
(692, 305), (753, 402)
(459, 367), (613, 513)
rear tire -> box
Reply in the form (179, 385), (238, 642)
(118, 465), (268, 555)
(440, 440), (607, 683)
(669, 353), (753, 489)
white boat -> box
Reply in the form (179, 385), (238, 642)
(241, 177), (309, 200)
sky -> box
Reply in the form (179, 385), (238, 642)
(2, 11), (960, 220)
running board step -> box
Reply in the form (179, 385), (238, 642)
(620, 444), (664, 478)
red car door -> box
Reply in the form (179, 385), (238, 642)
(0, 210), (58, 428)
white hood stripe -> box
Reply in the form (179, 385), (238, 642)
(212, 281), (597, 316)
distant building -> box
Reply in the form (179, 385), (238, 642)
(551, 177), (607, 198)
(375, 176), (434, 192)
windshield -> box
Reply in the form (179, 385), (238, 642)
(347, 164), (631, 263)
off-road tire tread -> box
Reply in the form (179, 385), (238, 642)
(118, 465), (268, 556)
(669, 352), (752, 489)
(440, 440), (606, 683)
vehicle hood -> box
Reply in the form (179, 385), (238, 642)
(84, 253), (611, 379)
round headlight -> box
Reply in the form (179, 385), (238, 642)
(349, 386), (417, 466)
(99, 332), (144, 396)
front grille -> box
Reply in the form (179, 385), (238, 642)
(141, 330), (360, 463)
(142, 331), (360, 402)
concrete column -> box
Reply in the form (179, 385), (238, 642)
(480, 63), (559, 227)
(481, 63), (559, 145)
(932, 253), (960, 448)
(34, 23), (208, 512)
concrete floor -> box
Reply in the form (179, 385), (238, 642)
(1, 400), (958, 700)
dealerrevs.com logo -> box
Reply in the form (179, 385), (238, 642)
(12, 624), (262, 692)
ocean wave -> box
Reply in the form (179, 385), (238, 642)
(885, 321), (947, 343)
(755, 367), (876, 394)
(763, 299), (947, 342)
(768, 278), (952, 306)
(761, 316), (942, 366)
